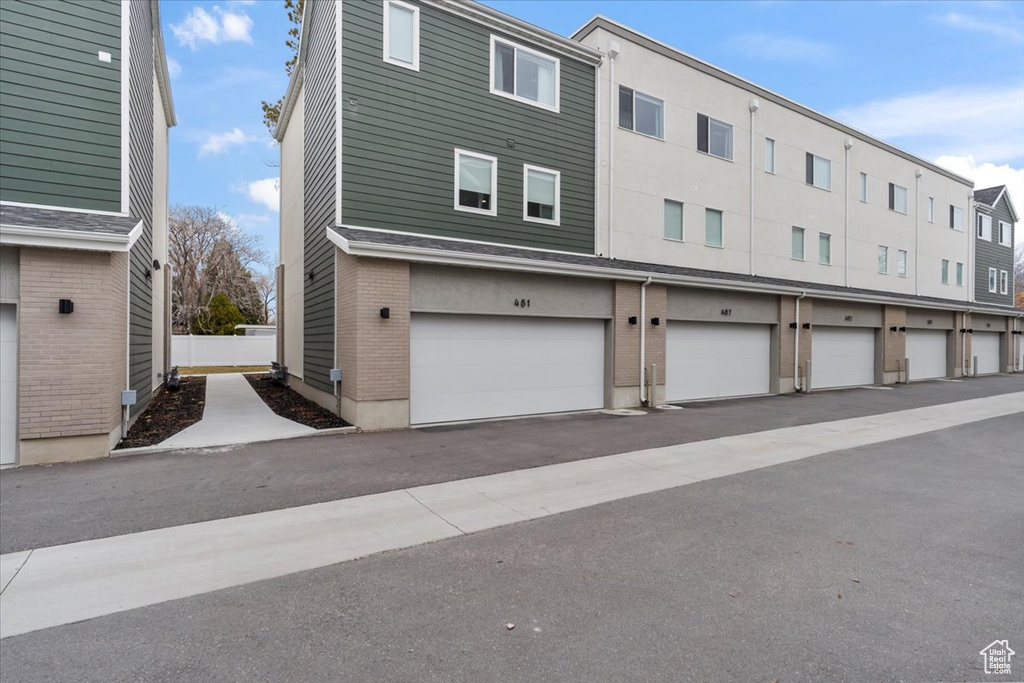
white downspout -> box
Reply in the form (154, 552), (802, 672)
(640, 276), (652, 405)
(594, 58), (601, 256)
(962, 308), (973, 376)
(844, 139), (852, 288)
(608, 41), (619, 260)
(914, 168), (922, 296)
(748, 98), (758, 276)
(794, 291), (806, 391)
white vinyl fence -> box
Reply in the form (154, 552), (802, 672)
(172, 334), (276, 367)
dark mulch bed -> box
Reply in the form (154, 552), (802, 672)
(246, 375), (350, 429)
(116, 377), (207, 449)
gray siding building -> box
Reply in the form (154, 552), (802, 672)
(973, 186), (1017, 308)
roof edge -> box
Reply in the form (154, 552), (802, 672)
(273, 0), (311, 142)
(152, 0), (177, 127)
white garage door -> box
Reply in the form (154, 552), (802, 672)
(906, 329), (948, 381)
(973, 332), (1001, 375)
(665, 322), (770, 402)
(1, 304), (16, 466)
(811, 326), (876, 389)
(410, 314), (605, 425)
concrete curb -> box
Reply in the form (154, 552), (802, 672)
(110, 425), (361, 458)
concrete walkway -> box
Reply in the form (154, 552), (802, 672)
(157, 373), (314, 449)
(1, 391), (1020, 639)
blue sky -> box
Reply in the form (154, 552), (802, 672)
(161, 0), (1024, 264)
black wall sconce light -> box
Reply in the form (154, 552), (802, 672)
(628, 316), (637, 325)
(380, 307), (390, 319)
(650, 317), (660, 326)
(308, 269), (315, 281)
(789, 322), (798, 329)
(899, 326), (906, 332)
(802, 322), (811, 329)
(890, 326), (898, 332)
(59, 299), (74, 314)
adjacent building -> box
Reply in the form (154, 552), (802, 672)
(0, 0), (176, 466)
(274, 0), (1021, 431)
(972, 185), (1017, 308)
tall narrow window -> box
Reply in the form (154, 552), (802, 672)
(664, 200), (683, 241)
(859, 172), (867, 202)
(383, 0), (419, 70)
(523, 165), (559, 224)
(765, 138), (775, 174)
(941, 259), (949, 284)
(878, 245), (889, 274)
(977, 214), (992, 240)
(1000, 270), (1009, 295)
(705, 208), (723, 247)
(988, 267), (997, 293)
(928, 197), (935, 223)
(697, 114), (733, 160)
(889, 183), (907, 213)
(490, 37), (559, 111)
(620, 87), (663, 139)
(806, 153), (832, 190)
(454, 149), (497, 216)
(819, 233), (831, 265)
(792, 226), (805, 260)
(950, 205), (964, 231)
(956, 262), (964, 286)
(898, 249), (907, 277)
(999, 220), (1011, 246)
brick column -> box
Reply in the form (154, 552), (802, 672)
(612, 281), (640, 408)
(779, 295), (812, 392)
(645, 285), (666, 405)
(882, 305), (906, 384)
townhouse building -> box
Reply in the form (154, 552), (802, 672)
(276, 0), (1022, 431)
(0, 0), (175, 465)
(972, 185), (1016, 308)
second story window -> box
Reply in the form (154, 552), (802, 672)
(454, 149), (497, 216)
(956, 262), (964, 286)
(998, 220), (1011, 246)
(819, 233), (831, 265)
(792, 226), (805, 260)
(664, 200), (683, 241)
(878, 245), (889, 274)
(765, 138), (775, 174)
(1000, 270), (1009, 295)
(491, 37), (558, 111)
(860, 173), (868, 202)
(941, 259), (949, 284)
(705, 208), (723, 247)
(976, 213), (991, 240)
(988, 267), (997, 293)
(889, 183), (907, 214)
(806, 153), (831, 191)
(950, 205), (964, 231)
(523, 164), (559, 225)
(383, 0), (419, 71)
(928, 197), (935, 222)
(898, 249), (908, 277)
(619, 86), (663, 139)
(697, 114), (733, 160)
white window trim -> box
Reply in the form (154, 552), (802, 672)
(809, 153), (832, 191)
(891, 183), (908, 215)
(701, 116), (734, 161)
(620, 87), (665, 141)
(988, 267), (998, 293)
(765, 138), (775, 174)
(927, 197), (934, 223)
(1000, 270), (1009, 295)
(791, 226), (805, 261)
(489, 35), (559, 113)
(977, 213), (992, 241)
(454, 148), (498, 217)
(819, 232), (832, 265)
(522, 163), (560, 226)
(704, 208), (724, 248)
(998, 220), (1012, 246)
(956, 262), (964, 287)
(878, 245), (889, 275)
(664, 199), (684, 242)
(382, 0), (420, 71)
(940, 259), (949, 285)
(859, 173), (867, 203)
(898, 249), (908, 277)
(951, 206), (964, 232)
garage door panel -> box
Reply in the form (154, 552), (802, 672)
(906, 329), (948, 380)
(973, 332), (1001, 375)
(811, 327), (875, 389)
(666, 322), (770, 401)
(410, 314), (605, 424)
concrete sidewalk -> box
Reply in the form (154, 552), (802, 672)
(157, 373), (314, 449)
(1, 391), (1020, 639)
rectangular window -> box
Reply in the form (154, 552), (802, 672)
(765, 138), (775, 174)
(705, 208), (723, 247)
(928, 197), (934, 222)
(454, 149), (497, 216)
(859, 172), (867, 202)
(998, 220), (1011, 246)
(988, 268), (998, 293)
(1000, 270), (1009, 295)
(950, 205), (964, 231)
(491, 36), (558, 111)
(697, 114), (733, 160)
(888, 183), (907, 214)
(664, 200), (683, 241)
(792, 226), (805, 260)
(898, 249), (907, 277)
(383, 0), (419, 70)
(956, 262), (963, 286)
(523, 164), (559, 225)
(806, 153), (832, 190)
(878, 245), (889, 274)
(977, 214), (992, 240)
(941, 259), (949, 284)
(619, 86), (663, 139)
(819, 233), (831, 265)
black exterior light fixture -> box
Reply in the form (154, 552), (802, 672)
(380, 307), (390, 319)
(628, 316), (638, 325)
(890, 326), (899, 332)
(650, 317), (660, 326)
(58, 299), (74, 314)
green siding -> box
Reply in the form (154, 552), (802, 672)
(340, 1), (596, 254)
(0, 0), (122, 212)
(974, 195), (1015, 307)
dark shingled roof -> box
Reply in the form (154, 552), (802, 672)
(973, 186), (1003, 207)
(0, 204), (140, 235)
(332, 225), (1015, 313)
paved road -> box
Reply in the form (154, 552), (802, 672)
(2, 414), (1021, 682)
(2, 375), (1022, 553)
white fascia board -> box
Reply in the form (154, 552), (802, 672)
(274, 0), (312, 142)
(0, 223), (139, 252)
(151, 0), (177, 127)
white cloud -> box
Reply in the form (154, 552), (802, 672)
(834, 85), (1024, 165)
(171, 6), (253, 50)
(248, 178), (280, 212)
(932, 11), (1024, 44)
(728, 33), (836, 63)
(199, 127), (256, 156)
(166, 56), (181, 79)
(934, 155), (1023, 237)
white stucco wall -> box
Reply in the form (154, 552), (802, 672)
(151, 70), (169, 390)
(280, 81), (305, 378)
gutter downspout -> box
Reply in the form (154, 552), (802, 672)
(843, 139), (852, 288)
(594, 57), (601, 256)
(794, 291), (807, 391)
(914, 168), (922, 296)
(640, 276), (652, 405)
(749, 99), (758, 276)
(962, 308), (973, 376)
(607, 41), (619, 260)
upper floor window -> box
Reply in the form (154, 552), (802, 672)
(928, 197), (935, 223)
(523, 164), (559, 225)
(988, 267), (998, 293)
(898, 249), (908, 277)
(859, 173), (867, 202)
(454, 149), (497, 216)
(806, 153), (831, 191)
(956, 262), (964, 286)
(383, 0), (420, 71)
(619, 86), (663, 139)
(998, 220), (1011, 246)
(977, 214), (992, 241)
(1000, 270), (1009, 295)
(941, 259), (949, 285)
(664, 200), (683, 241)
(491, 36), (559, 111)
(765, 138), (775, 174)
(819, 233), (832, 265)
(705, 208), (723, 247)
(792, 226), (805, 260)
(889, 183), (907, 214)
(950, 205), (964, 231)
(697, 114), (733, 160)
(878, 245), (889, 274)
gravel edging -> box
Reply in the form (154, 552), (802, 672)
(115, 377), (207, 449)
(245, 375), (350, 429)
